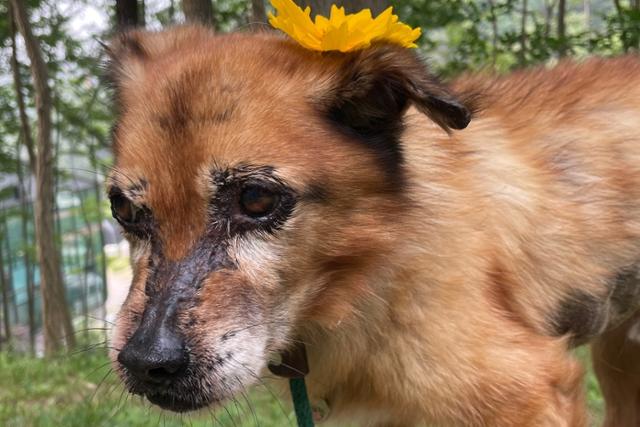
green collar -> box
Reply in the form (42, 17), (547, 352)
(268, 343), (315, 427)
(289, 377), (315, 427)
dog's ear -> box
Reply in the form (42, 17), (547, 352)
(103, 27), (210, 97)
(320, 44), (472, 135)
(103, 30), (152, 96)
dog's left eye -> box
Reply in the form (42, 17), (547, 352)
(240, 185), (280, 218)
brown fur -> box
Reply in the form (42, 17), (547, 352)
(106, 26), (640, 426)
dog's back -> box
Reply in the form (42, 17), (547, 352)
(398, 56), (640, 425)
(474, 57), (640, 337)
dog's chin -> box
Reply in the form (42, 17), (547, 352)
(122, 374), (223, 413)
(145, 390), (218, 413)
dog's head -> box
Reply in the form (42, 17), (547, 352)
(105, 26), (470, 412)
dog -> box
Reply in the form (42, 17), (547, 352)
(105, 25), (640, 426)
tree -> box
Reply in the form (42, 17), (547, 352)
(9, 13), (35, 173)
(9, 10), (38, 355)
(10, 0), (75, 355)
(182, 0), (215, 26)
(0, 237), (11, 349)
(116, 0), (141, 29)
(519, 0), (529, 65)
(300, 0), (389, 16)
(557, 0), (567, 56)
(250, 0), (267, 25)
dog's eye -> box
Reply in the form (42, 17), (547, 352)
(110, 193), (141, 225)
(240, 185), (280, 218)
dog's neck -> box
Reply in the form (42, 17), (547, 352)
(294, 112), (483, 424)
(299, 249), (439, 423)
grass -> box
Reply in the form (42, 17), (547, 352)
(0, 344), (605, 426)
(0, 347), (293, 427)
(577, 346), (605, 426)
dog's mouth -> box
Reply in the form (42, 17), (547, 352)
(144, 389), (217, 412)
(124, 376), (221, 413)
(119, 358), (252, 413)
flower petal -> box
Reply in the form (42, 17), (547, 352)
(269, 0), (421, 52)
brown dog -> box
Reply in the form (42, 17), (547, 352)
(105, 25), (640, 426)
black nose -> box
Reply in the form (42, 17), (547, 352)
(118, 325), (189, 384)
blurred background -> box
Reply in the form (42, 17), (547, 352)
(0, 0), (638, 425)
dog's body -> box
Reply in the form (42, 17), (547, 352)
(106, 26), (640, 426)
(303, 57), (640, 426)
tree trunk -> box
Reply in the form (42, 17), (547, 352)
(250, 0), (267, 26)
(139, 0), (146, 27)
(11, 0), (76, 355)
(612, 0), (629, 52)
(15, 147), (36, 356)
(487, 0), (499, 64)
(9, 8), (36, 173)
(519, 0), (528, 65)
(116, 0), (140, 30)
(299, 0), (389, 16)
(583, 0), (590, 29)
(10, 6), (37, 355)
(169, 0), (176, 23)
(0, 233), (12, 348)
(2, 221), (18, 325)
(557, 0), (567, 56)
(543, 0), (558, 38)
(182, 0), (216, 27)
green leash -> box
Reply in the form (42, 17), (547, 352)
(289, 377), (315, 427)
(268, 343), (315, 427)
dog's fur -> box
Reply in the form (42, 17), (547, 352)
(106, 26), (640, 426)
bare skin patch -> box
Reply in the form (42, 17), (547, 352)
(607, 266), (640, 326)
(550, 267), (640, 346)
(549, 289), (606, 346)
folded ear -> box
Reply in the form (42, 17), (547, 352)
(320, 44), (472, 136)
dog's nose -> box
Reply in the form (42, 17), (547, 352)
(118, 326), (189, 384)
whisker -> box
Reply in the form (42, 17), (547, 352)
(103, 386), (129, 425)
(86, 359), (114, 378)
(88, 367), (114, 403)
(227, 356), (293, 426)
(86, 315), (116, 326)
(61, 341), (108, 359)
(56, 166), (109, 179)
(271, 360), (307, 378)
(207, 406), (223, 427)
(109, 165), (143, 189)
(235, 375), (260, 427)
(220, 395), (240, 427)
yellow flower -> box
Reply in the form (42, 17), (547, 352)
(268, 0), (421, 52)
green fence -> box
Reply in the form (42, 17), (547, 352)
(0, 186), (109, 350)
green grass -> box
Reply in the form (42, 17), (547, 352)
(0, 345), (605, 426)
(0, 348), (293, 427)
(576, 346), (605, 426)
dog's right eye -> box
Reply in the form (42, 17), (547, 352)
(110, 193), (141, 225)
(240, 185), (280, 218)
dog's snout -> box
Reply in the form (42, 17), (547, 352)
(118, 325), (189, 384)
